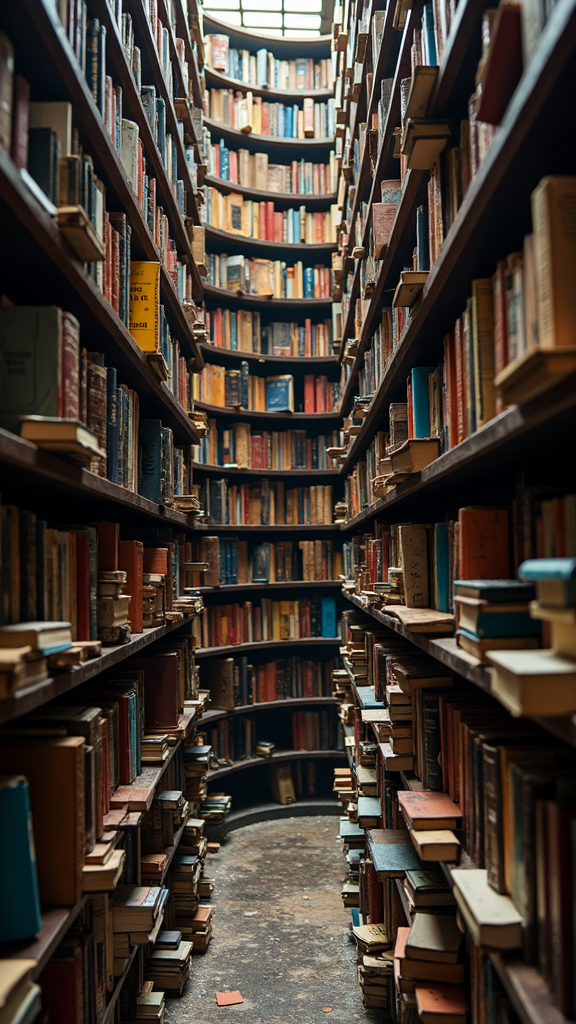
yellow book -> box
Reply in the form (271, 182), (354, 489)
(129, 261), (160, 352)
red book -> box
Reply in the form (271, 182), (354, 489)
(97, 522), (119, 572)
(265, 201), (274, 241)
(458, 507), (510, 579)
(143, 546), (168, 575)
(314, 211), (323, 242)
(314, 376), (326, 413)
(100, 717), (110, 812)
(124, 652), (181, 727)
(119, 539), (144, 633)
(443, 332), (458, 449)
(257, 664), (266, 702)
(303, 661), (315, 698)
(229, 148), (238, 182)
(366, 859), (384, 924)
(303, 375), (315, 413)
(10, 74), (29, 170)
(258, 201), (267, 240)
(265, 661), (276, 702)
(61, 311), (80, 421)
(39, 949), (83, 1024)
(291, 160), (298, 192)
(273, 211), (283, 243)
(261, 101), (270, 135)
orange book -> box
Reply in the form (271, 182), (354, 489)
(119, 539), (144, 632)
(304, 375), (315, 413)
(265, 201), (274, 241)
(457, 507), (510, 580)
(415, 984), (467, 1023)
(265, 661), (276, 702)
(315, 376), (326, 413)
(304, 318), (312, 357)
(143, 546), (168, 575)
(397, 791), (462, 830)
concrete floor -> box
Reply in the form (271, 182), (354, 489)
(164, 815), (385, 1024)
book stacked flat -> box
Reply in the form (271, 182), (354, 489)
(0, 961), (42, 1024)
(135, 985), (165, 1022)
(0, 621), (72, 697)
(187, 905), (213, 952)
(352, 925), (394, 1009)
(454, 578), (540, 664)
(183, 745), (212, 805)
(397, 791), (462, 863)
(112, 887), (170, 974)
(199, 793), (232, 825)
(170, 852), (202, 920)
(403, 869), (456, 915)
(97, 570), (131, 645)
(394, 917), (465, 1006)
(487, 558), (576, 716)
(146, 939), (193, 995)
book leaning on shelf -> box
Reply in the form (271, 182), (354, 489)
(206, 253), (333, 298)
(207, 141), (339, 195)
(196, 535), (341, 583)
(205, 35), (334, 91)
(207, 310), (334, 357)
(203, 187), (339, 244)
(196, 420), (343, 470)
(200, 595), (338, 646)
(207, 89), (336, 140)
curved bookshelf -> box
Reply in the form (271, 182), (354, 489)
(206, 748), (346, 780)
(203, 284), (332, 311)
(204, 14), (332, 55)
(198, 344), (337, 369)
(205, 65), (333, 101)
(204, 117), (333, 154)
(192, 461), (339, 478)
(194, 400), (340, 423)
(197, 580), (341, 594)
(205, 225), (336, 257)
(196, 636), (341, 657)
(204, 174), (337, 209)
(202, 696), (339, 726)
(193, 523), (339, 534)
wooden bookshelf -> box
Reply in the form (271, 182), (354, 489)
(203, 117), (333, 154)
(101, 946), (139, 1024)
(196, 580), (341, 594)
(201, 696), (339, 726)
(194, 400), (341, 423)
(198, 345), (338, 367)
(205, 224), (337, 257)
(192, 461), (340, 478)
(206, 747), (346, 780)
(193, 523), (339, 534)
(0, 899), (88, 977)
(203, 283), (333, 311)
(204, 174), (337, 209)
(205, 65), (334, 101)
(196, 637), (341, 658)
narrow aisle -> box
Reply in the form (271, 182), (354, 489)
(165, 815), (383, 1024)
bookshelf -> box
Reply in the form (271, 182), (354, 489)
(0, 0), (212, 1018)
(333, 0), (576, 1018)
(194, 17), (348, 814)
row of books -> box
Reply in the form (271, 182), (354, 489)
(195, 363), (340, 413)
(206, 253), (333, 298)
(343, 507), (515, 614)
(198, 477), (336, 525)
(203, 186), (339, 244)
(195, 419), (344, 470)
(201, 655), (336, 706)
(207, 140), (339, 195)
(205, 34), (334, 91)
(198, 595), (339, 647)
(202, 707), (341, 763)
(197, 535), (341, 585)
(206, 309), (335, 357)
(206, 89), (336, 140)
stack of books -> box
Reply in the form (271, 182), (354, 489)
(454, 578), (540, 663)
(397, 791), (462, 863)
(170, 852), (202, 920)
(199, 794), (232, 825)
(0, 621), (73, 696)
(352, 924), (394, 1010)
(183, 745), (212, 807)
(112, 887), (170, 975)
(187, 905), (214, 952)
(146, 937), (193, 995)
(394, 917), (465, 1016)
(135, 985), (165, 1022)
(97, 569), (131, 645)
(402, 869), (455, 917)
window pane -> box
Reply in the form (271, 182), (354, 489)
(284, 0), (322, 9)
(205, 9), (243, 21)
(283, 27), (321, 35)
(242, 10), (283, 24)
(283, 12), (321, 27)
(203, 0), (240, 8)
(242, 0), (283, 8)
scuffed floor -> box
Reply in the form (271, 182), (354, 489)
(165, 815), (385, 1024)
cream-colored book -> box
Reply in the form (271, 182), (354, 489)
(452, 868), (522, 950)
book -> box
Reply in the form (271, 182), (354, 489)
(451, 868), (523, 949)
(397, 791), (462, 830)
(0, 620), (72, 654)
(265, 375), (294, 413)
(531, 176), (576, 350)
(415, 984), (467, 1024)
(368, 829), (421, 875)
(486, 649), (576, 716)
(0, 775), (42, 942)
(405, 913), (462, 963)
(129, 262), (160, 352)
(410, 830), (461, 862)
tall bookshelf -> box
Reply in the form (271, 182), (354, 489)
(0, 0), (213, 1019)
(333, 0), (576, 1020)
(191, 15), (348, 813)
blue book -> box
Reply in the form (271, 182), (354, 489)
(304, 267), (314, 298)
(434, 522), (450, 612)
(265, 376), (294, 412)
(410, 366), (435, 437)
(240, 361), (249, 409)
(106, 366), (119, 485)
(0, 776), (42, 941)
(458, 613), (541, 639)
(220, 140), (229, 180)
(230, 313), (237, 349)
(355, 685), (385, 709)
(321, 596), (337, 637)
(454, 579), (536, 601)
(519, 557), (576, 580)
(423, 1), (438, 65)
(368, 831), (421, 874)
(351, 907), (361, 927)
(156, 97), (167, 163)
(284, 105), (292, 139)
(138, 419), (163, 503)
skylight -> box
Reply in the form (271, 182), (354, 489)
(203, 0), (329, 36)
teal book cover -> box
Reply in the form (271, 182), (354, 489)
(0, 776), (42, 941)
(265, 376), (294, 412)
(139, 419), (163, 503)
(320, 596), (337, 637)
(0, 306), (62, 433)
(410, 366), (434, 437)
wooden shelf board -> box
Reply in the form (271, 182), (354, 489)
(198, 344), (338, 369)
(201, 696), (339, 725)
(0, 898), (87, 977)
(205, 65), (334, 100)
(194, 400), (341, 423)
(112, 740), (182, 813)
(0, 430), (198, 527)
(197, 580), (341, 594)
(192, 460), (340, 478)
(204, 174), (337, 208)
(193, 522), (339, 533)
(0, 617), (193, 725)
(204, 117), (334, 152)
(203, 283), (333, 310)
(207, 747), (346, 780)
(196, 637), (341, 657)
(205, 224), (336, 255)
(489, 954), (571, 1024)
(101, 945), (139, 1024)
